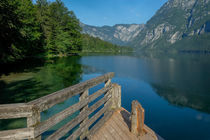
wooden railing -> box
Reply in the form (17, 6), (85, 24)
(0, 72), (121, 140)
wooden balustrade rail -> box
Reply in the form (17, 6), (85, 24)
(0, 72), (121, 140)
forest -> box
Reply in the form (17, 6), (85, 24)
(0, 0), (130, 64)
(82, 34), (132, 53)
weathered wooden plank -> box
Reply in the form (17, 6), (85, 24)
(131, 100), (145, 136)
(101, 128), (109, 140)
(105, 79), (111, 87)
(87, 110), (114, 139)
(91, 108), (139, 140)
(111, 113), (132, 140)
(46, 93), (112, 140)
(104, 79), (112, 116)
(0, 128), (34, 139)
(109, 118), (130, 140)
(0, 103), (33, 119)
(67, 101), (112, 140)
(111, 84), (121, 109)
(34, 98), (88, 137)
(27, 109), (41, 140)
(79, 90), (89, 139)
(0, 73), (115, 140)
(102, 125), (114, 140)
(91, 108), (161, 140)
(34, 86), (111, 137)
(46, 109), (86, 140)
(28, 72), (114, 112)
(88, 85), (111, 103)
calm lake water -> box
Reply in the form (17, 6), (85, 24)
(0, 53), (210, 140)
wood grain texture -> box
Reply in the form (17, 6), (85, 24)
(66, 101), (112, 140)
(79, 89), (89, 139)
(131, 100), (145, 136)
(0, 103), (33, 119)
(90, 108), (162, 140)
(27, 109), (41, 140)
(0, 73), (114, 140)
(0, 73), (163, 140)
(111, 84), (121, 109)
(46, 92), (112, 140)
(34, 97), (88, 137)
(34, 86), (112, 137)
(0, 128), (34, 139)
(28, 72), (114, 112)
(87, 110), (114, 139)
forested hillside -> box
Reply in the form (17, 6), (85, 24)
(0, 0), (82, 63)
(82, 34), (132, 52)
(0, 0), (127, 64)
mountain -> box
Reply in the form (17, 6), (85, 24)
(80, 23), (144, 46)
(131, 0), (210, 51)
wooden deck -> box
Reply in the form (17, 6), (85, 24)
(0, 73), (164, 140)
(90, 108), (163, 140)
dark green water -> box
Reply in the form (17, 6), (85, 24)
(0, 53), (210, 140)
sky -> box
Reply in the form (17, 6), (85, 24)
(43, 0), (168, 26)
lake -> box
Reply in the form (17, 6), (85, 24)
(0, 53), (210, 140)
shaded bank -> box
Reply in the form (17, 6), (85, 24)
(0, 56), (83, 104)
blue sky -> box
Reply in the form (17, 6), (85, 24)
(40, 0), (168, 26)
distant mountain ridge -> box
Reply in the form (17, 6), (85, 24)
(131, 0), (210, 51)
(80, 23), (144, 46)
(81, 0), (210, 51)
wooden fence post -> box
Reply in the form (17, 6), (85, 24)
(131, 100), (145, 137)
(105, 79), (111, 87)
(111, 84), (121, 109)
(27, 106), (41, 140)
(79, 89), (89, 139)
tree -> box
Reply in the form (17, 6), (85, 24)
(0, 0), (43, 63)
(36, 0), (82, 55)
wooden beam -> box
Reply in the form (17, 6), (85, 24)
(66, 101), (112, 140)
(28, 72), (114, 112)
(34, 97), (88, 137)
(0, 73), (115, 140)
(111, 84), (121, 109)
(34, 86), (111, 137)
(27, 109), (41, 140)
(104, 79), (112, 117)
(0, 103), (33, 119)
(131, 100), (145, 136)
(0, 128), (34, 139)
(46, 92), (112, 140)
(87, 110), (114, 139)
(79, 89), (89, 139)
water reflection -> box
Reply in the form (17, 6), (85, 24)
(81, 53), (210, 140)
(1, 53), (210, 140)
(0, 56), (83, 104)
(0, 56), (83, 132)
(81, 53), (210, 114)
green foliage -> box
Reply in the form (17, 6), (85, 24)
(0, 0), (128, 64)
(82, 34), (133, 53)
(0, 0), (82, 63)
(0, 0), (43, 63)
(35, 0), (82, 55)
